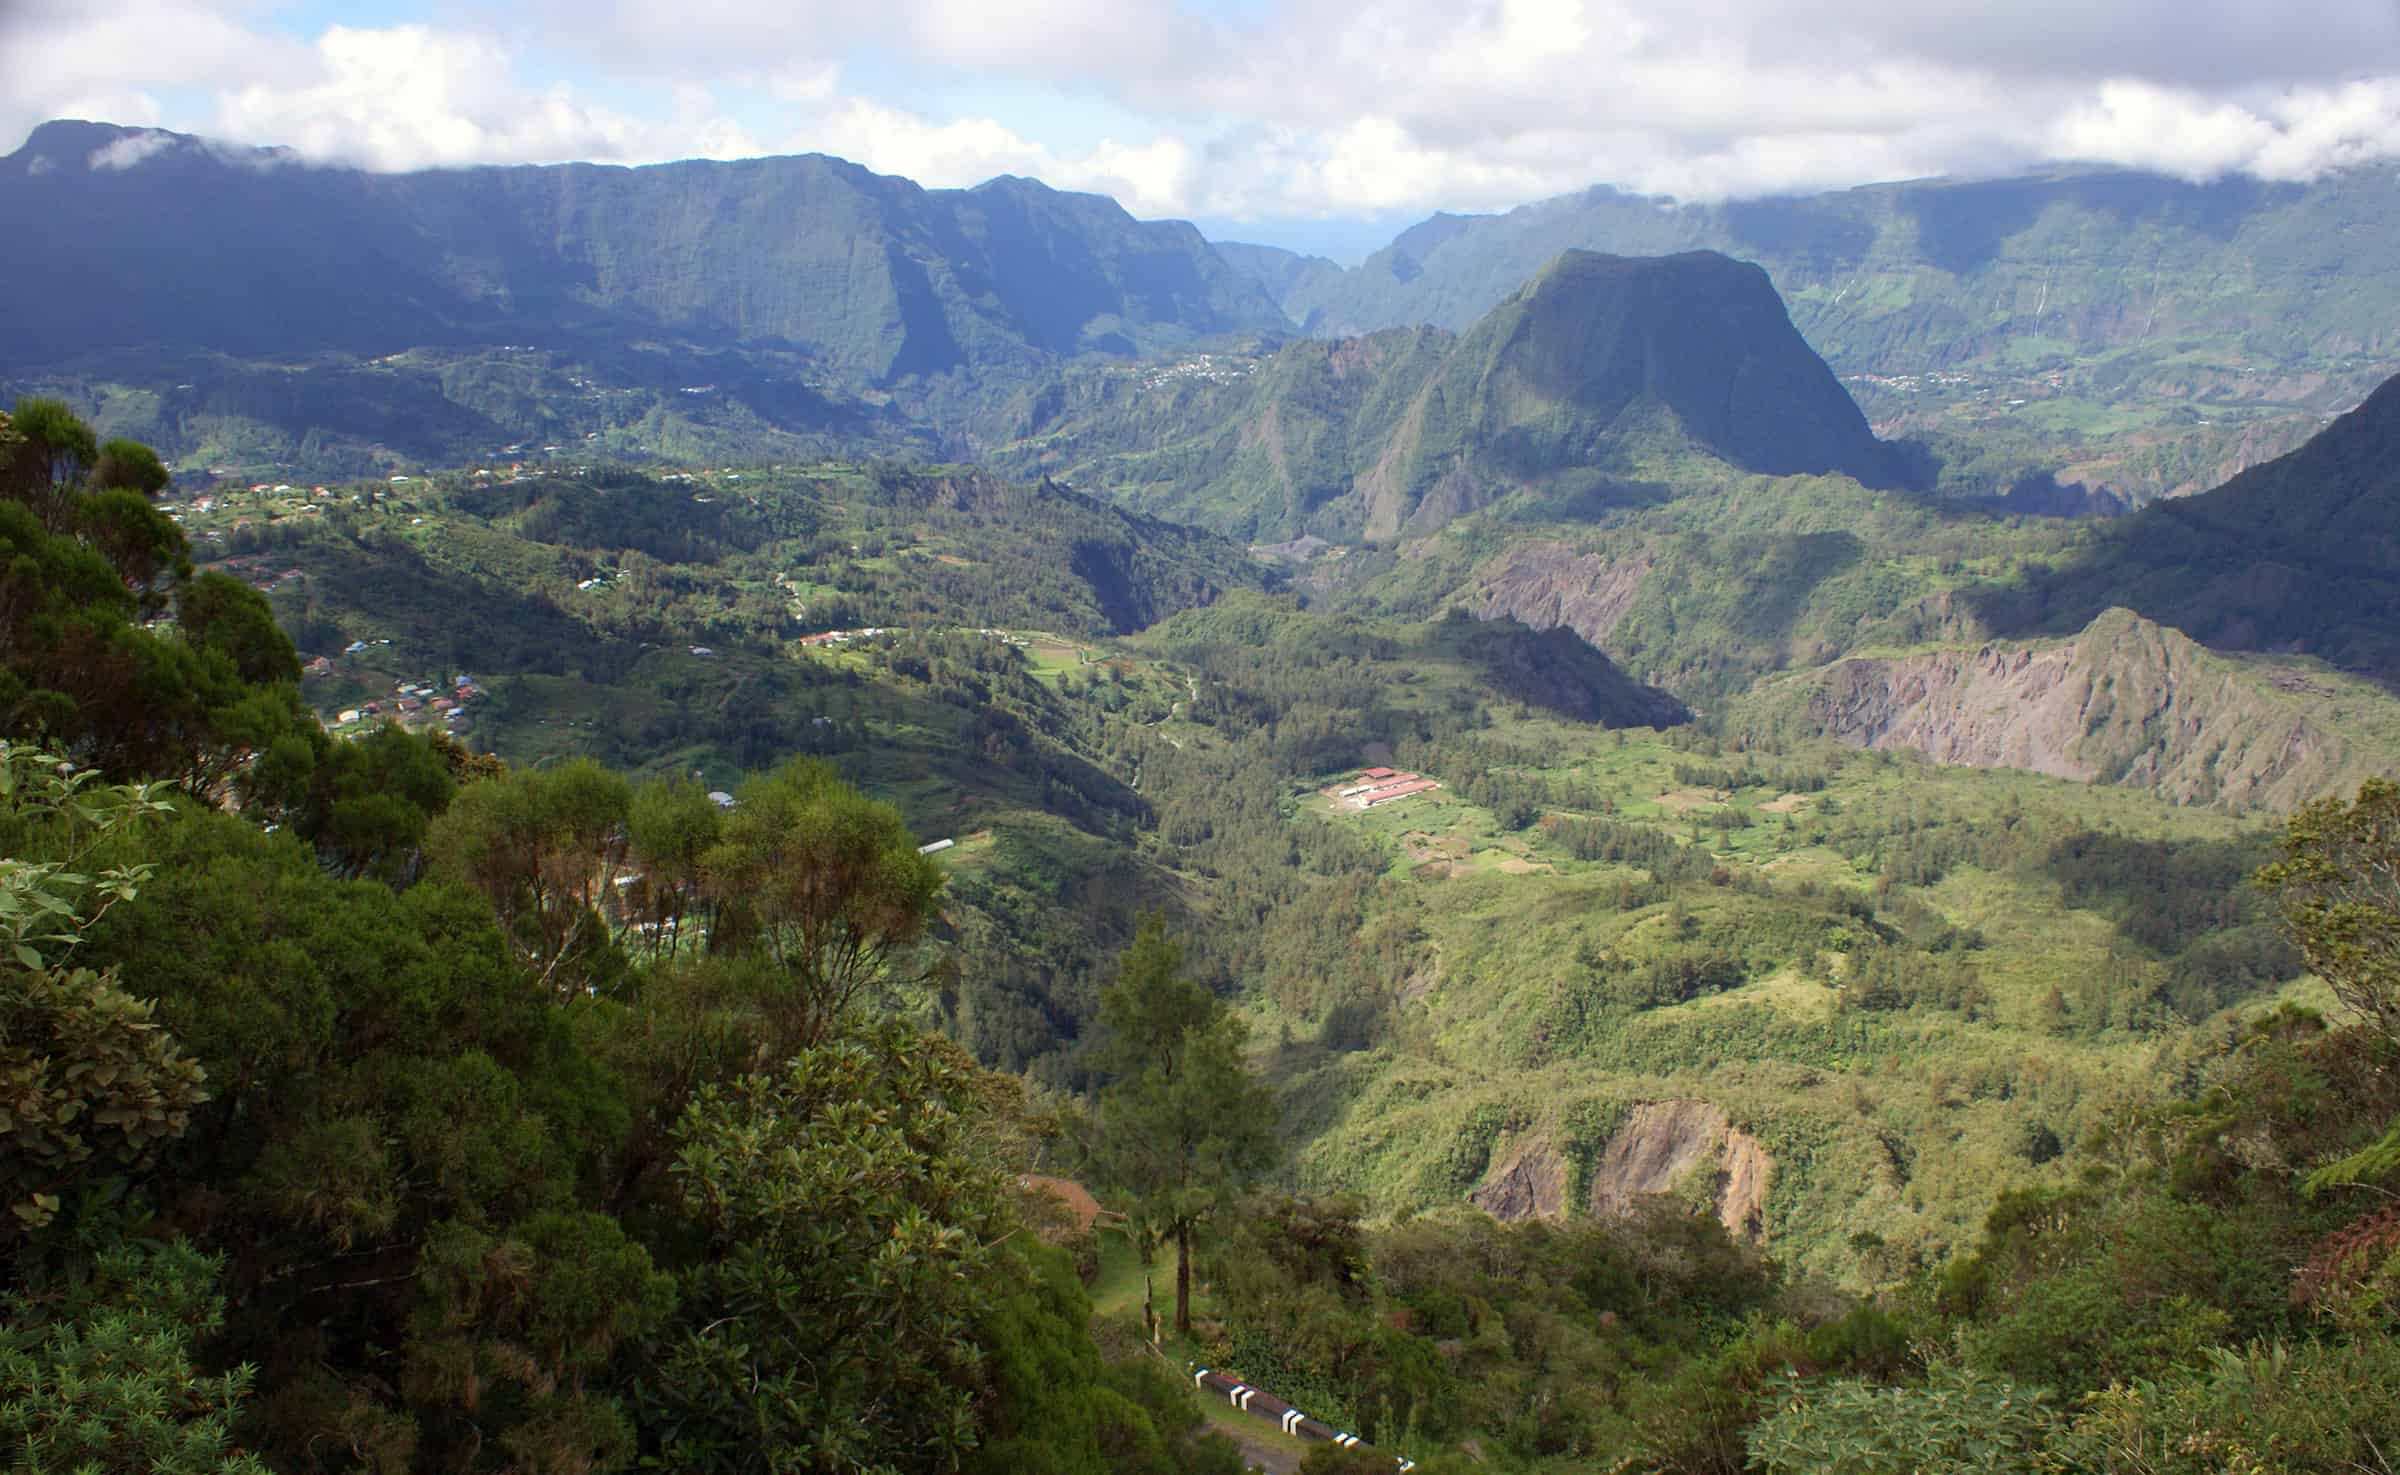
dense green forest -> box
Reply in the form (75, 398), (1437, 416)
(1, 401), (1254, 1473)
(9, 397), (2400, 1475)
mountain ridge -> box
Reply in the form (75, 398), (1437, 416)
(1253, 165), (2400, 503)
(1, 119), (1290, 385)
(1974, 369), (2400, 681)
(982, 248), (1917, 541)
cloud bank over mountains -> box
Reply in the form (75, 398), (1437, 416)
(8, 0), (2400, 226)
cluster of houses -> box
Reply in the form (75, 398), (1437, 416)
(327, 673), (484, 736)
(1134, 352), (1257, 393)
(1844, 370), (1981, 395)
(794, 627), (892, 650)
(1336, 766), (1442, 810)
(171, 481), (353, 544)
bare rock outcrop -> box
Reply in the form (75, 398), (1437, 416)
(1470, 541), (1654, 648)
(1588, 1101), (1726, 1215)
(1582, 1100), (1774, 1241)
(1474, 1100), (1776, 1241)
(1801, 607), (2370, 812)
(1717, 1127), (1772, 1239)
(1471, 1132), (1568, 1222)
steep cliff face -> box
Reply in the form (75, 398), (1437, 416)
(1469, 540), (1655, 648)
(1470, 1099), (1773, 1242)
(1584, 1103), (1776, 1237)
(1585, 1100), (1773, 1241)
(0, 120), (1289, 384)
(986, 249), (1913, 542)
(1471, 1132), (1569, 1222)
(1796, 608), (2383, 811)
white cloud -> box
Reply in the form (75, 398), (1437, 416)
(88, 129), (179, 170)
(12, 0), (2400, 225)
(2049, 79), (2400, 183)
(798, 100), (1197, 217)
(0, 0), (299, 149)
(562, 0), (1209, 83)
(211, 25), (719, 169)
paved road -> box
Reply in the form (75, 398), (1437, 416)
(1226, 1427), (1301, 1474)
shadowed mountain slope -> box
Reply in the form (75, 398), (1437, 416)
(0, 121), (1288, 385)
(1977, 370), (2400, 681)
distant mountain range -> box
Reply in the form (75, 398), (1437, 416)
(0, 120), (1285, 384)
(13, 117), (2400, 511)
(1217, 166), (2400, 505)
(1226, 168), (2400, 400)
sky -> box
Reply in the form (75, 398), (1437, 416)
(8, 0), (2400, 260)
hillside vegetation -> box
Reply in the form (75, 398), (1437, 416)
(1244, 165), (2400, 504)
(12, 366), (2400, 1475)
(11, 140), (2400, 1468)
(979, 250), (1918, 542)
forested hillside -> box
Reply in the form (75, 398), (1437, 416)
(11, 103), (2400, 1470)
(979, 250), (1919, 542)
(11, 285), (2400, 1475)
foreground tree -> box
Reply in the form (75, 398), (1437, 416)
(699, 757), (945, 1048)
(0, 1238), (270, 1474)
(426, 756), (633, 989)
(1089, 918), (1280, 1336)
(70, 798), (642, 1472)
(2260, 777), (2400, 1045)
(2263, 778), (2400, 1308)
(0, 741), (194, 1237)
(646, 1022), (1013, 1472)
(0, 400), (307, 789)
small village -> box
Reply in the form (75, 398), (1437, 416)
(1133, 352), (1259, 393)
(313, 668), (488, 738)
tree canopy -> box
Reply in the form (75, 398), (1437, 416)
(1089, 917), (1280, 1335)
(0, 400), (308, 792)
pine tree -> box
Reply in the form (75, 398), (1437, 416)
(1090, 918), (1280, 1335)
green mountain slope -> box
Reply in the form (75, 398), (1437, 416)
(1279, 168), (2400, 503)
(0, 121), (1289, 385)
(1978, 369), (2400, 680)
(188, 458), (1287, 1084)
(982, 249), (1917, 541)
(1288, 169), (2400, 394)
(1117, 608), (2323, 1278)
(190, 441), (2378, 1291)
